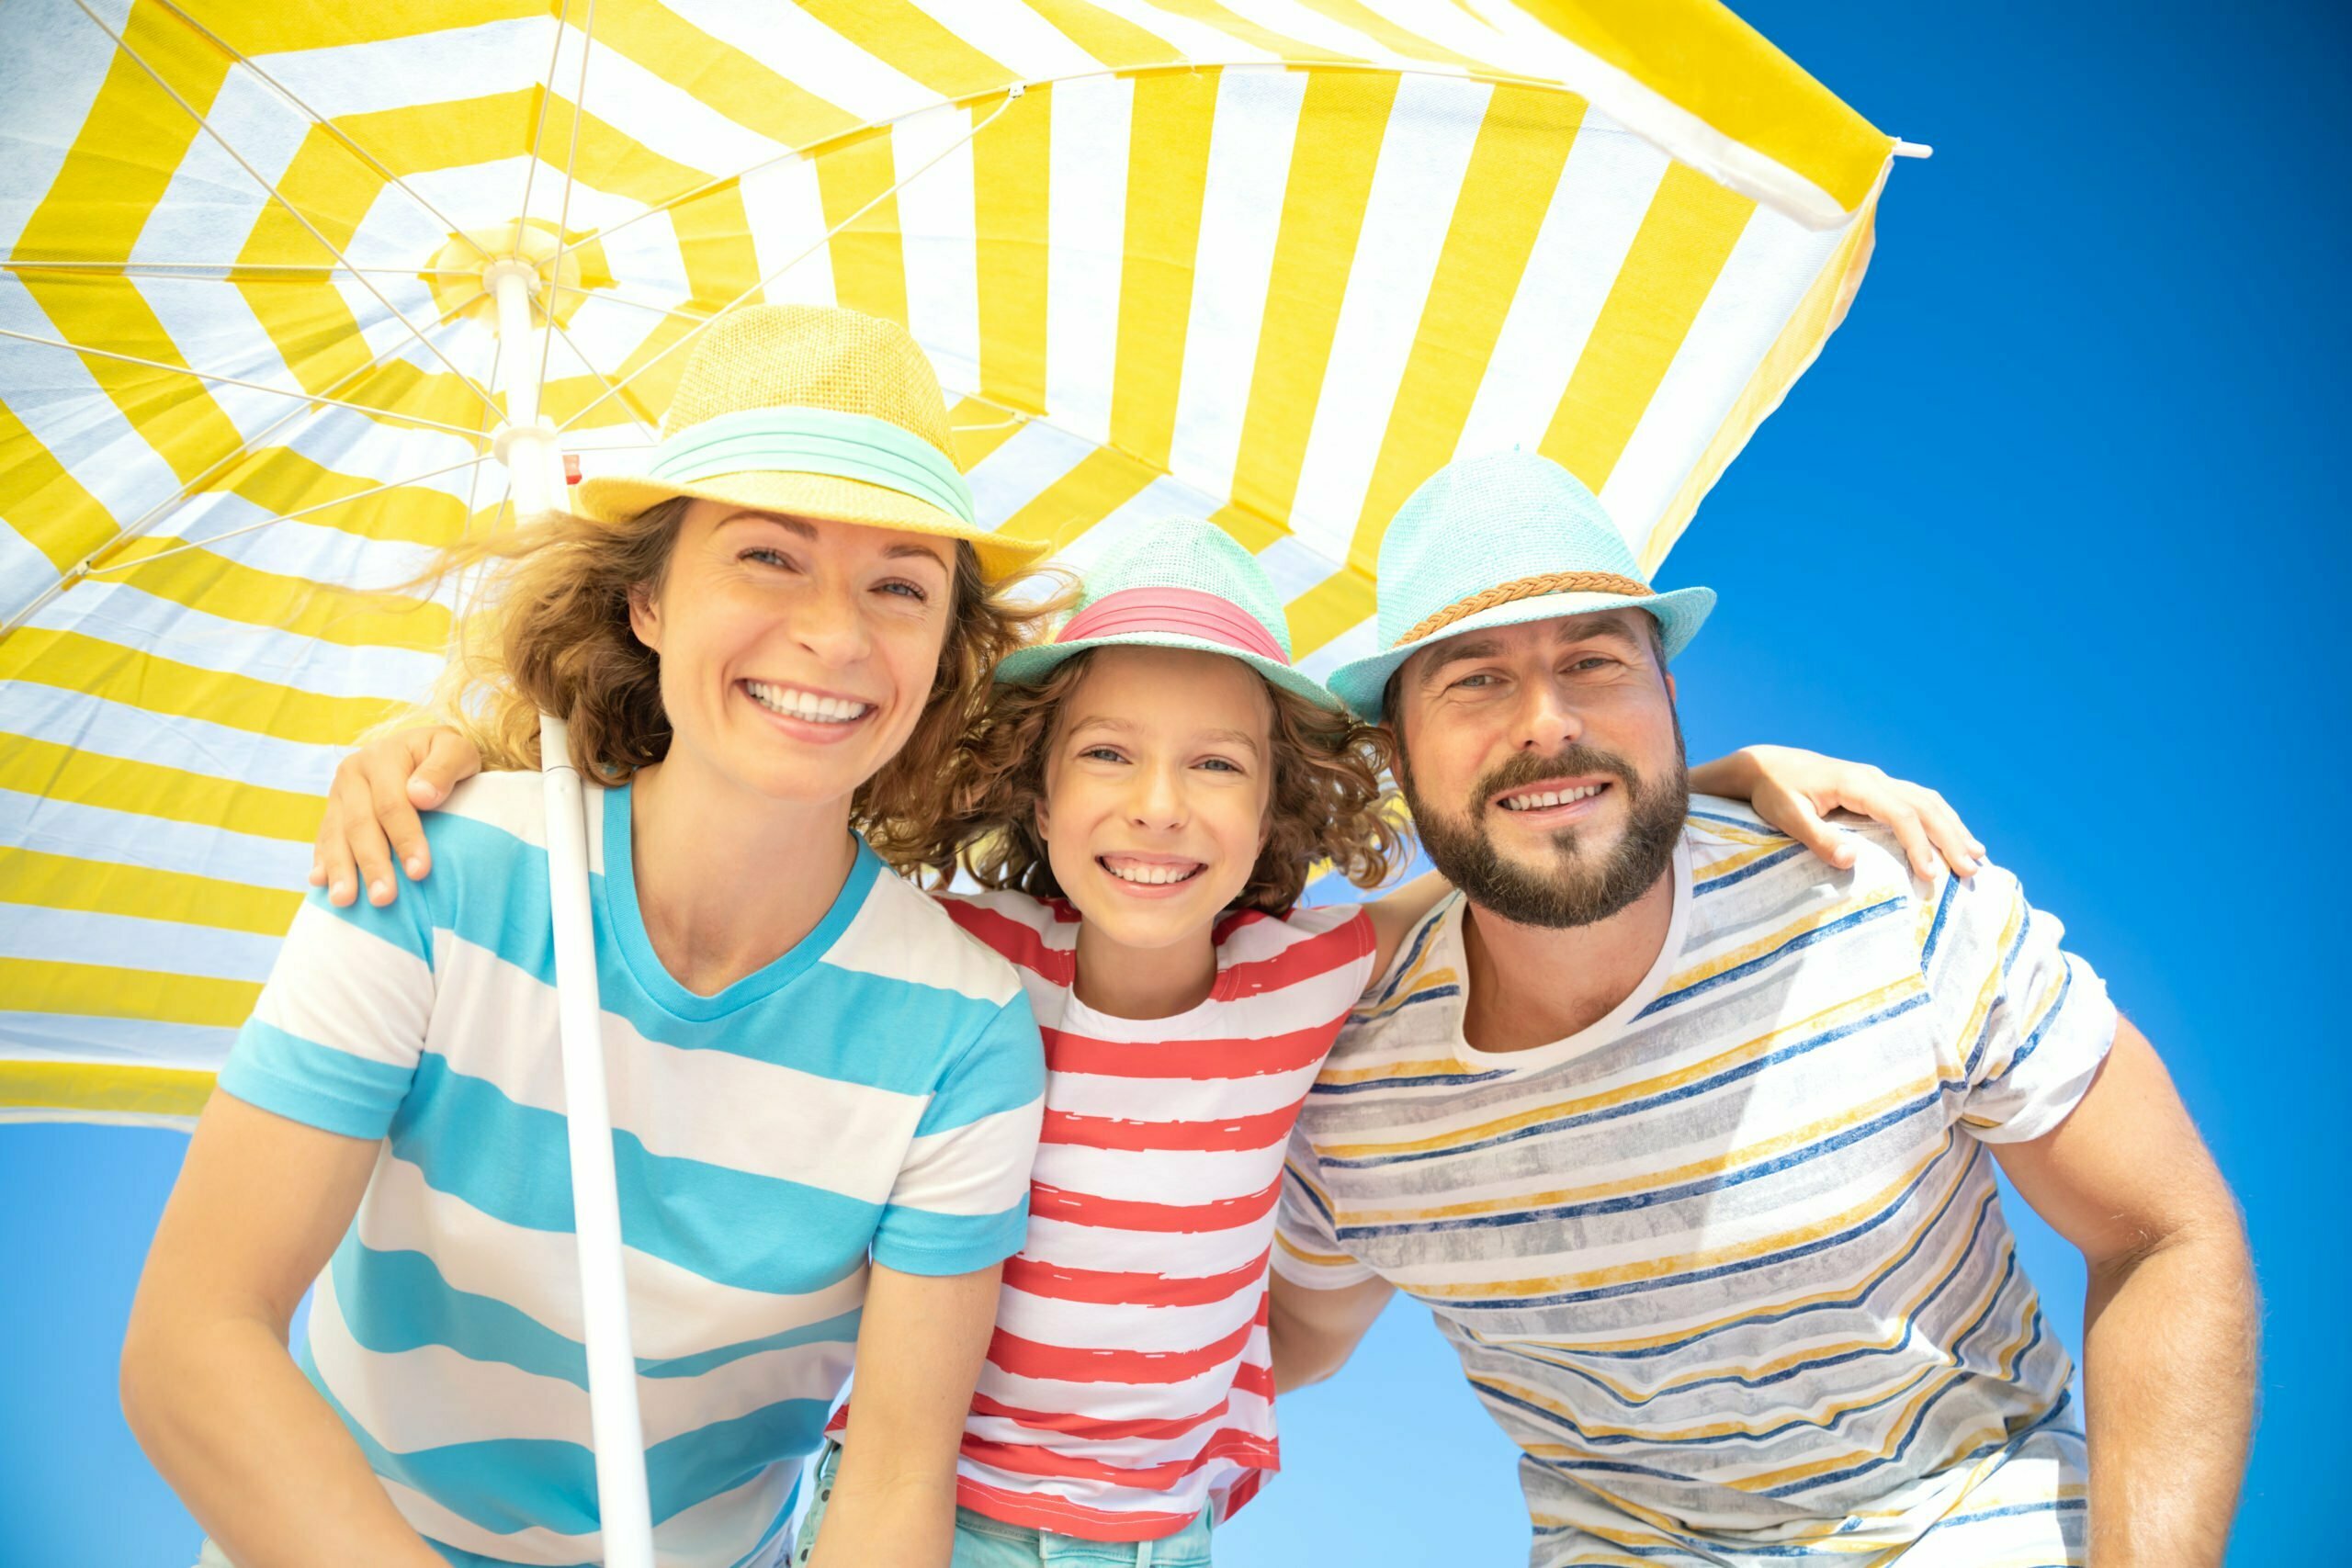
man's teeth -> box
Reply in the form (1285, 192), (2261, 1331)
(1102, 859), (1202, 886)
(1499, 784), (1606, 812)
(744, 681), (872, 724)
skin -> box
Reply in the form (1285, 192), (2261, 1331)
(123, 503), (1006, 1568)
(1267, 609), (2257, 1565)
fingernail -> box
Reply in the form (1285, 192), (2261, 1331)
(411, 781), (441, 804)
(310, 863), (324, 885)
(405, 857), (426, 878)
(331, 880), (352, 901)
(369, 879), (390, 903)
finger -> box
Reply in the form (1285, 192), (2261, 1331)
(1773, 790), (1858, 871)
(1876, 802), (1940, 880)
(319, 769), (368, 907)
(338, 768), (401, 907)
(1913, 789), (1981, 878)
(367, 760), (434, 886)
(411, 729), (482, 811)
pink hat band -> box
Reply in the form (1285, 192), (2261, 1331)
(1057, 585), (1291, 666)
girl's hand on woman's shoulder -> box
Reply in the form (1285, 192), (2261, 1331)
(311, 726), (483, 908)
(1690, 744), (1985, 880)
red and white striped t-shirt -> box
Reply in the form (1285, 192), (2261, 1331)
(830, 890), (1376, 1540)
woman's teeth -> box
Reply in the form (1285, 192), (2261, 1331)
(745, 681), (872, 724)
(1101, 858), (1204, 886)
(1500, 783), (1606, 812)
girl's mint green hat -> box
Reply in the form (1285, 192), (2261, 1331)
(1328, 451), (1716, 721)
(995, 518), (1343, 712)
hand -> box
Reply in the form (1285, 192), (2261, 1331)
(309, 726), (482, 907)
(1710, 745), (1985, 880)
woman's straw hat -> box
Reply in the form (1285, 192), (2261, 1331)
(993, 517), (1342, 712)
(1328, 450), (1715, 721)
(571, 304), (1045, 580)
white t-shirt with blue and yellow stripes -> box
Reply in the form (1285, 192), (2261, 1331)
(219, 773), (1046, 1568)
(1275, 798), (2113, 1567)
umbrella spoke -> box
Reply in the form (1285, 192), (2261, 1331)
(64, 0), (503, 421)
(0, 330), (489, 439)
(1, 261), (483, 280)
(535, 0), (598, 408)
(141, 0), (496, 268)
(557, 88), (1023, 438)
(77, 456), (492, 577)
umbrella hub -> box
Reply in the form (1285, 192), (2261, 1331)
(425, 219), (592, 329)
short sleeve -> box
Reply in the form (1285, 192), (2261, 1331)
(217, 887), (435, 1140)
(870, 993), (1046, 1276)
(1272, 1123), (1375, 1290)
(1920, 861), (2117, 1145)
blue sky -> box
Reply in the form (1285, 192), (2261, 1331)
(3, 1), (2341, 1562)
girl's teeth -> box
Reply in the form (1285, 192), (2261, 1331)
(1503, 784), (1602, 811)
(1104, 860), (1199, 886)
(745, 681), (871, 724)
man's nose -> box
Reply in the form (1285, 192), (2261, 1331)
(1517, 682), (1583, 753)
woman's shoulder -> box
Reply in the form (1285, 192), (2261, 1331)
(417, 771), (559, 861)
(829, 863), (1032, 1014)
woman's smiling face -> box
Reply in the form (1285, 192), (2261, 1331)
(629, 500), (955, 807)
(1035, 645), (1274, 953)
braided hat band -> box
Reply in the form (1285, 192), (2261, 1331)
(1396, 570), (1654, 648)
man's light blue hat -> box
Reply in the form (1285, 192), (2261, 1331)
(995, 518), (1343, 712)
(1328, 451), (1715, 721)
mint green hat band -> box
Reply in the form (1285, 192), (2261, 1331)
(646, 407), (977, 525)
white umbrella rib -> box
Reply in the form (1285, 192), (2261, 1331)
(140, 0), (498, 267)
(557, 87), (1024, 437)
(64, 0), (503, 420)
(533, 0), (598, 412)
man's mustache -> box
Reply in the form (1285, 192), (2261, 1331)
(1473, 744), (1640, 810)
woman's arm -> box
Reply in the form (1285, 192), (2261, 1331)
(1689, 744), (1984, 880)
(121, 1092), (444, 1568)
(806, 1262), (1003, 1568)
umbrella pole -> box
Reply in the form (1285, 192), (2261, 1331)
(489, 261), (658, 1567)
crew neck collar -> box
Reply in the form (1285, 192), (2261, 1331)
(598, 782), (876, 1021)
(1444, 834), (1693, 1076)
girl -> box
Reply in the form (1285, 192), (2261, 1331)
(319, 522), (1979, 1564)
(123, 305), (1054, 1568)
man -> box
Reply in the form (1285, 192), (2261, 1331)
(1269, 452), (2256, 1565)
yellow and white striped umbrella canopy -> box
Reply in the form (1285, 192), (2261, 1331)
(0, 0), (1897, 1125)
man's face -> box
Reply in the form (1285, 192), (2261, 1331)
(1390, 610), (1688, 929)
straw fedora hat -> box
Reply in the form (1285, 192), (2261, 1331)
(571, 304), (1045, 580)
(995, 517), (1342, 711)
(1328, 450), (1715, 721)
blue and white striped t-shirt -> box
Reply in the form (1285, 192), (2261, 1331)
(1276, 799), (2115, 1567)
(219, 773), (1046, 1568)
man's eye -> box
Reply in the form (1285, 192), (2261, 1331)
(1569, 655), (1615, 671)
(1453, 672), (1497, 690)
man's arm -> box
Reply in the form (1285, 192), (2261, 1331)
(1993, 1018), (2256, 1566)
(1269, 1269), (1394, 1392)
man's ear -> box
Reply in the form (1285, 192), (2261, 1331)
(628, 582), (662, 654)
(1664, 671), (1678, 705)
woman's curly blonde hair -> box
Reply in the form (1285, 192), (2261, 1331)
(420, 497), (1057, 836)
(873, 648), (1408, 915)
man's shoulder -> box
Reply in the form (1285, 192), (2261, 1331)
(1328, 892), (1466, 1064)
(1683, 795), (1927, 908)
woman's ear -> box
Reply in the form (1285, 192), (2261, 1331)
(627, 582), (662, 654)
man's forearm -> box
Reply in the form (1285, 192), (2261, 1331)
(2080, 1216), (2258, 1565)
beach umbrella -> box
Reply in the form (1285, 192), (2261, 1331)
(0, 0), (1911, 1554)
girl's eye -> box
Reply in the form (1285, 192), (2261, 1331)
(1196, 757), (1245, 774)
(1079, 746), (1126, 763)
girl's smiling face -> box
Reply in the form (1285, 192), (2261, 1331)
(629, 499), (955, 807)
(1035, 645), (1274, 953)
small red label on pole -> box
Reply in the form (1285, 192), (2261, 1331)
(564, 453), (582, 485)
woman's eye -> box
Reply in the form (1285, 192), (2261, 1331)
(741, 547), (793, 569)
(876, 579), (930, 603)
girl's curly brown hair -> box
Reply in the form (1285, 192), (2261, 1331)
(873, 648), (1407, 915)
(422, 497), (1057, 836)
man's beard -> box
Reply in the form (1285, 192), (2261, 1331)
(1396, 728), (1689, 930)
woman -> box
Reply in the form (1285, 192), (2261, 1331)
(120, 306), (1052, 1568)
